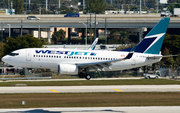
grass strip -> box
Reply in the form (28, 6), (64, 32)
(0, 92), (180, 108)
(0, 79), (180, 86)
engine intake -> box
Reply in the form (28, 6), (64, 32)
(58, 64), (78, 75)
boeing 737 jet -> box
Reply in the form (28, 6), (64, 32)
(2, 17), (170, 80)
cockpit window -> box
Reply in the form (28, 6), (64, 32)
(9, 53), (19, 56)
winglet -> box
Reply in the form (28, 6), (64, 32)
(88, 38), (98, 50)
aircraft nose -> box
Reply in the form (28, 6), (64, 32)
(1, 55), (9, 63)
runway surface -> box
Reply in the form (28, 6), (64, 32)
(1, 107), (180, 113)
(0, 85), (180, 93)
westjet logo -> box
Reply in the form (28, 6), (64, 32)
(35, 50), (97, 56)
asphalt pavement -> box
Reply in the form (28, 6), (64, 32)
(0, 85), (180, 93)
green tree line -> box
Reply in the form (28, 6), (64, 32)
(0, 34), (44, 60)
(0, 32), (180, 69)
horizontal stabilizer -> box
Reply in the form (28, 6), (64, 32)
(147, 55), (178, 59)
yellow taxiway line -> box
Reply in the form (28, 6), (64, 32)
(49, 90), (59, 93)
(114, 89), (123, 92)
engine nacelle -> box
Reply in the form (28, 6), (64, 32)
(58, 64), (78, 75)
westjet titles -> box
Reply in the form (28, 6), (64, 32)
(35, 50), (97, 56)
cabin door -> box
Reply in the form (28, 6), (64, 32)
(26, 51), (31, 61)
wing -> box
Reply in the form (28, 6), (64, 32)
(77, 59), (120, 71)
(76, 52), (133, 71)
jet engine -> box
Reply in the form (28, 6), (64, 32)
(58, 64), (78, 75)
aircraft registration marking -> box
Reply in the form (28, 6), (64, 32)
(49, 89), (59, 93)
(114, 89), (123, 92)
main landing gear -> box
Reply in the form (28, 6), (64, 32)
(78, 72), (91, 80)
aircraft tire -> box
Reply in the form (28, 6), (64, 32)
(79, 72), (85, 78)
(85, 74), (91, 80)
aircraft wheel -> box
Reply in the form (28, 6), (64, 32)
(85, 74), (91, 80)
(79, 72), (85, 78)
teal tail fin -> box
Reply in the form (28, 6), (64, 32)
(134, 17), (170, 54)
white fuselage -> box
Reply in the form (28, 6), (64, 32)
(2, 48), (161, 73)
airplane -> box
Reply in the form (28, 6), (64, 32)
(1, 17), (170, 80)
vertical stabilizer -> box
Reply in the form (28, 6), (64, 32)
(134, 17), (170, 54)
